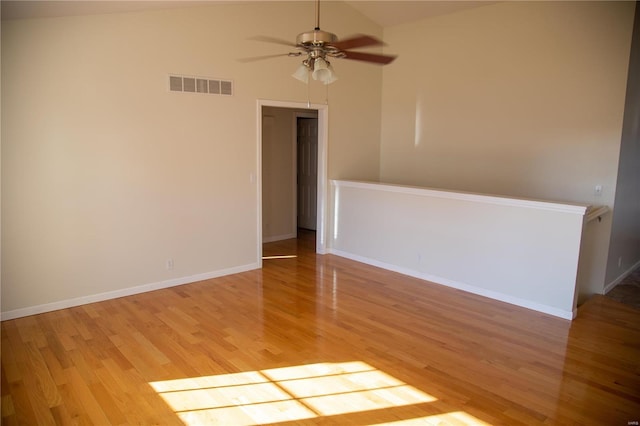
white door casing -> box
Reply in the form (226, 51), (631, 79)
(257, 99), (328, 264)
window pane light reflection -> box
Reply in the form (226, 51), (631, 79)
(376, 411), (492, 425)
(149, 361), (438, 426)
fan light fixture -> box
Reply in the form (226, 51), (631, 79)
(292, 56), (337, 85)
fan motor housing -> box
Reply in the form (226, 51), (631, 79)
(296, 29), (338, 46)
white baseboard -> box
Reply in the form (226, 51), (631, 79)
(329, 249), (576, 320)
(263, 233), (297, 243)
(1, 262), (260, 321)
(604, 259), (640, 294)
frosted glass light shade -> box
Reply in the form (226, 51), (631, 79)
(312, 57), (331, 82)
(292, 58), (337, 85)
(292, 64), (309, 83)
(323, 64), (338, 85)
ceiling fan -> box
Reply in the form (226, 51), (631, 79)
(242, 0), (397, 85)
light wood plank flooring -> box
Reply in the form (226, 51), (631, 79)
(2, 230), (639, 425)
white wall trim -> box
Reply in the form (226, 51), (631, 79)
(0, 263), (259, 321)
(333, 180), (588, 215)
(585, 205), (610, 223)
(604, 258), (640, 294)
(329, 248), (576, 320)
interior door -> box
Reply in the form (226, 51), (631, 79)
(297, 117), (318, 230)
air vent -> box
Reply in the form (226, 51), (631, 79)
(183, 77), (196, 93)
(220, 80), (232, 95)
(169, 76), (182, 92)
(209, 80), (220, 94)
(169, 74), (233, 96)
(196, 79), (208, 93)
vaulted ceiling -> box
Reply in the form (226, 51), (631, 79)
(1, 0), (491, 26)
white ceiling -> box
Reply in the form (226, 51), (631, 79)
(1, 1), (490, 26)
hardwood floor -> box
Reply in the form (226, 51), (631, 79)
(607, 267), (640, 310)
(2, 230), (639, 425)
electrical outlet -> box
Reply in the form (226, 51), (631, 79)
(166, 259), (174, 270)
(594, 185), (603, 196)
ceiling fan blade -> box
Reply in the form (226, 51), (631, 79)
(248, 35), (298, 48)
(342, 51), (397, 65)
(331, 34), (384, 51)
(237, 53), (300, 63)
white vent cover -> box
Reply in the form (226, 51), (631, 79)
(183, 77), (196, 92)
(209, 80), (220, 94)
(220, 80), (232, 95)
(169, 76), (182, 91)
(169, 74), (233, 96)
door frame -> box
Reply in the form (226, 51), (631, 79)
(257, 99), (329, 264)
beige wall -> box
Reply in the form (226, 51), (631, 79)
(379, 1), (635, 299)
(381, 1), (633, 203)
(1, 1), (383, 314)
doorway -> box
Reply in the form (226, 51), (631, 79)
(257, 100), (328, 261)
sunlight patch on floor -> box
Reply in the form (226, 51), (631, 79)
(262, 254), (298, 260)
(149, 361), (442, 426)
(373, 411), (493, 425)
